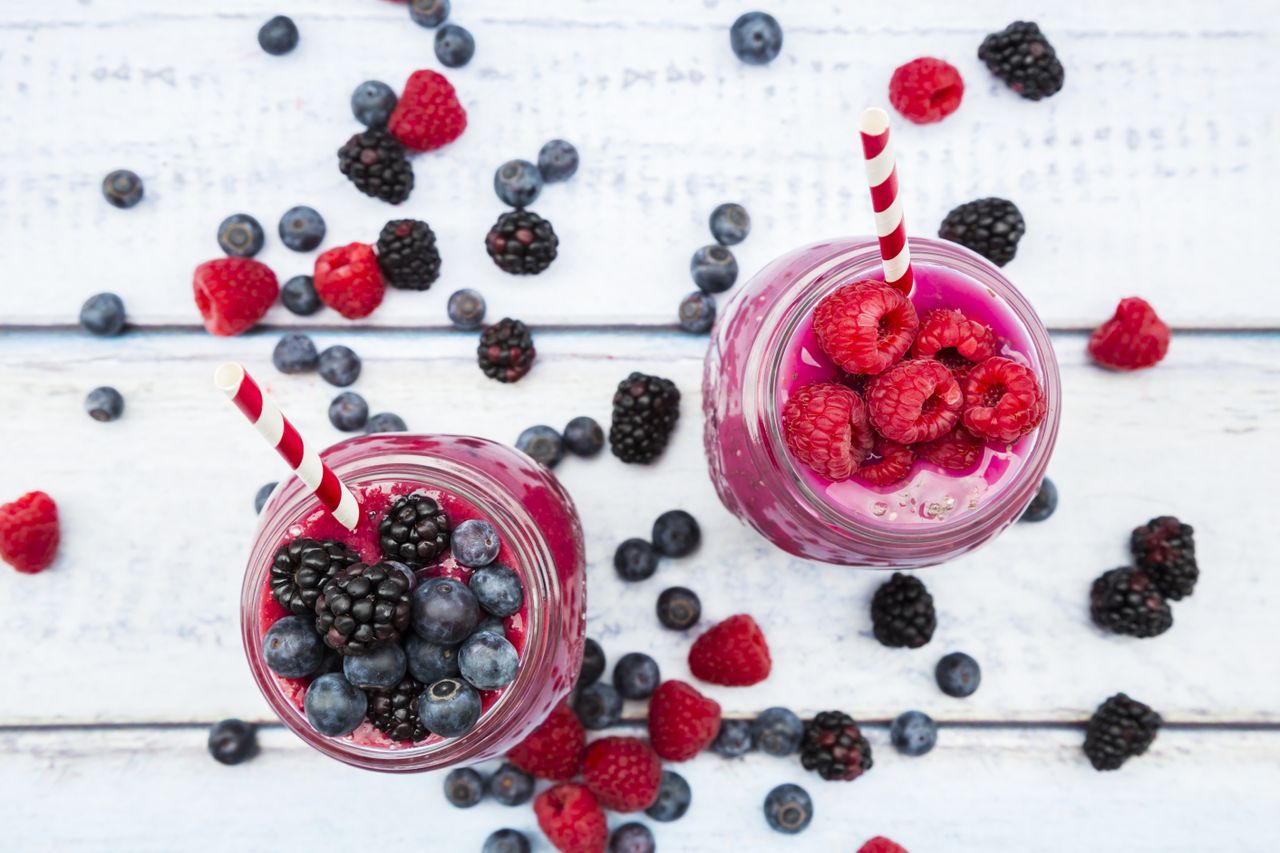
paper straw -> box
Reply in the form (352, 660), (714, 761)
(858, 107), (915, 294)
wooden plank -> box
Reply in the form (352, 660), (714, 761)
(1, 2), (1277, 329)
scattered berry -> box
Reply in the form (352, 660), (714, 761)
(281, 275), (322, 316)
(367, 675), (431, 742)
(448, 288), (487, 330)
(579, 638), (606, 687)
(962, 356), (1047, 442)
(490, 763), (535, 806)
(763, 783), (812, 834)
(343, 642), (408, 691)
(435, 24), (475, 67)
(409, 0), (450, 27)
(412, 576), (481, 644)
(801, 711), (873, 781)
(278, 206), (325, 252)
(935, 651), (981, 698)
(470, 563), (524, 617)
(316, 562), (413, 654)
(782, 382), (875, 480)
(730, 11), (783, 65)
(1088, 297), (1170, 371)
(1090, 567), (1172, 638)
(916, 424), (984, 471)
(193, 257), (278, 336)
(80, 292), (126, 336)
(871, 572), (936, 649)
(911, 308), (998, 378)
(534, 783), (609, 853)
(338, 128), (414, 204)
(328, 391), (369, 432)
(262, 615), (326, 678)
(217, 213), (265, 258)
(418, 677), (482, 737)
(207, 719), (257, 765)
(752, 707), (804, 756)
(314, 242), (385, 319)
(317, 345), (362, 387)
(304, 672), (368, 736)
(574, 682), (624, 730)
(583, 736), (663, 812)
(645, 770), (692, 822)
(690, 245), (738, 293)
(484, 830), (531, 853)
(269, 538), (360, 616)
(678, 290), (716, 334)
(389, 69), (467, 152)
(351, 80), (398, 128)
(84, 386), (124, 422)
(405, 633), (460, 684)
(444, 767), (486, 808)
(609, 823), (655, 853)
(538, 139), (580, 182)
(376, 218), (441, 291)
(979, 21), (1065, 101)
(939, 198), (1025, 267)
(656, 586), (701, 630)
(254, 482), (276, 514)
(1131, 516), (1197, 600)
(610, 372), (681, 465)
(859, 838), (910, 853)
(614, 652), (661, 700)
(459, 630), (519, 690)
(614, 538), (658, 582)
(0, 492), (59, 575)
(272, 333), (318, 374)
(652, 509), (700, 557)
(508, 700), (586, 780)
(890, 710), (937, 756)
(478, 318), (537, 383)
(486, 209), (559, 275)
(709, 202), (750, 246)
(855, 436), (916, 487)
(102, 169), (143, 208)
(517, 425), (564, 469)
(257, 15), (298, 55)
(889, 57), (964, 124)
(867, 359), (963, 444)
(648, 680), (721, 761)
(814, 280), (920, 374)
(452, 519), (501, 567)
(1083, 693), (1161, 771)
(380, 492), (451, 568)
(1020, 476), (1058, 522)
(689, 614), (772, 686)
(712, 719), (753, 757)
(365, 412), (408, 434)
(563, 416), (605, 457)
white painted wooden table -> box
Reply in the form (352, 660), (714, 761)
(2, 1), (1278, 850)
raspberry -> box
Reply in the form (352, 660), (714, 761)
(910, 309), (997, 379)
(781, 383), (874, 480)
(866, 359), (963, 444)
(581, 736), (663, 812)
(916, 424), (984, 471)
(813, 281), (919, 375)
(859, 838), (910, 853)
(889, 57), (964, 124)
(648, 680), (721, 762)
(0, 491), (59, 574)
(1087, 297), (1170, 371)
(688, 614), (771, 687)
(962, 357), (1047, 442)
(506, 700), (586, 781)
(313, 243), (386, 320)
(192, 257), (278, 336)
(855, 437), (916, 487)
(388, 70), (467, 152)
(534, 783), (608, 853)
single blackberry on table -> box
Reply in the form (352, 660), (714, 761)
(376, 219), (441, 291)
(610, 372), (681, 464)
(938, 198), (1026, 267)
(1083, 693), (1161, 771)
(1130, 516), (1198, 601)
(338, 128), (414, 205)
(315, 562), (413, 655)
(367, 675), (431, 742)
(269, 537), (360, 617)
(379, 492), (450, 569)
(870, 572), (937, 648)
(978, 21), (1065, 100)
(485, 209), (559, 275)
(1090, 567), (1172, 638)
(477, 318), (536, 383)
(800, 711), (873, 782)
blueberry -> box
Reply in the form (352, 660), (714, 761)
(516, 425), (564, 469)
(751, 707), (804, 756)
(475, 616), (507, 638)
(351, 80), (398, 128)
(385, 560), (417, 592)
(328, 391), (369, 432)
(656, 586), (701, 630)
(281, 275), (322, 316)
(409, 0), (450, 27)
(691, 245), (738, 293)
(579, 638), (606, 687)
(304, 672), (368, 737)
(609, 823), (655, 853)
(443, 766), (486, 808)
(318, 345), (362, 387)
(494, 159), (544, 208)
(763, 783), (811, 834)
(254, 482), (277, 514)
(936, 652), (982, 698)
(452, 519), (501, 567)
(218, 213), (265, 258)
(678, 291), (716, 334)
(484, 829), (531, 853)
(459, 631), (519, 690)
(1020, 477), (1058, 522)
(488, 762), (535, 806)
(469, 564), (524, 617)
(612, 652), (660, 700)
(102, 170), (143, 209)
(435, 24), (475, 68)
(258, 15), (299, 54)
(652, 510), (700, 557)
(80, 292), (126, 336)
(447, 288), (487, 330)
(278, 206), (325, 252)
(207, 719), (257, 766)
(573, 682), (622, 730)
(646, 770), (691, 822)
(342, 643), (408, 690)
(538, 139), (580, 182)
(890, 710), (937, 757)
(272, 333), (318, 374)
(412, 577), (480, 645)
(262, 615), (326, 678)
(365, 412), (408, 434)
(563, 416), (604, 457)
(405, 633), (461, 684)
(614, 538), (658, 582)
(712, 718), (753, 757)
(84, 386), (124, 422)
(730, 11), (783, 66)
(418, 677), (481, 737)
(709, 202), (751, 245)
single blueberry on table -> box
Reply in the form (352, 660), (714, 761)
(102, 170), (143, 209)
(328, 391), (369, 432)
(489, 762), (535, 806)
(412, 577), (480, 645)
(656, 586), (701, 630)
(84, 386), (124, 422)
(763, 783), (812, 834)
(563, 416), (604, 457)
(258, 15), (299, 55)
(281, 275), (322, 316)
(751, 707), (804, 756)
(262, 615), (326, 678)
(351, 80), (398, 128)
(343, 643), (408, 691)
(609, 822), (656, 853)
(712, 718), (753, 757)
(365, 412), (408, 434)
(678, 291), (716, 334)
(80, 292), (126, 336)
(419, 677), (481, 737)
(278, 205), (326, 252)
(304, 672), (368, 737)
(409, 0), (450, 28)
(254, 481), (277, 514)
(443, 766), (486, 808)
(516, 425), (564, 469)
(890, 709), (938, 757)
(1020, 476), (1058, 522)
(652, 509), (701, 557)
(218, 213), (265, 258)
(484, 829), (531, 853)
(459, 630), (519, 690)
(730, 11), (783, 66)
(710, 202), (751, 245)
(469, 563), (524, 617)
(573, 682), (623, 730)
(579, 638), (606, 687)
(494, 159), (544, 208)
(405, 633), (461, 684)
(691, 244), (738, 293)
(318, 345), (362, 387)
(614, 538), (659, 582)
(435, 24), (475, 68)
(272, 333), (318, 374)
(936, 651), (982, 698)
(538, 139), (580, 182)
(207, 719), (258, 766)
(447, 288), (487, 330)
(645, 770), (691, 822)
(613, 652), (660, 700)
(452, 519), (501, 567)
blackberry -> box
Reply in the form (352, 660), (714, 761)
(1130, 516), (1198, 601)
(938, 198), (1026, 267)
(1083, 693), (1161, 771)
(477, 318), (536, 383)
(485, 209), (558, 275)
(870, 572), (937, 648)
(1090, 567), (1172, 638)
(800, 711), (873, 782)
(315, 562), (413, 655)
(978, 21), (1065, 101)
(269, 538), (360, 617)
(367, 675), (431, 742)
(338, 128), (414, 204)
(376, 219), (441, 291)
(609, 372), (681, 464)
(380, 492), (451, 568)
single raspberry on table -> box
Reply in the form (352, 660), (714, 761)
(1087, 297), (1170, 371)
(192, 257), (278, 336)
(506, 700), (585, 781)
(648, 680), (721, 762)
(314, 243), (386, 320)
(889, 57), (964, 124)
(859, 838), (910, 853)
(534, 783), (608, 853)
(813, 280), (920, 375)
(916, 424), (985, 471)
(581, 736), (663, 812)
(866, 359), (963, 444)
(0, 491), (59, 574)
(855, 437), (916, 487)
(962, 356), (1047, 442)
(688, 613), (772, 687)
(781, 382), (875, 480)
(388, 69), (467, 152)
(911, 308), (997, 379)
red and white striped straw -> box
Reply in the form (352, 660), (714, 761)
(858, 107), (914, 294)
(214, 362), (361, 531)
